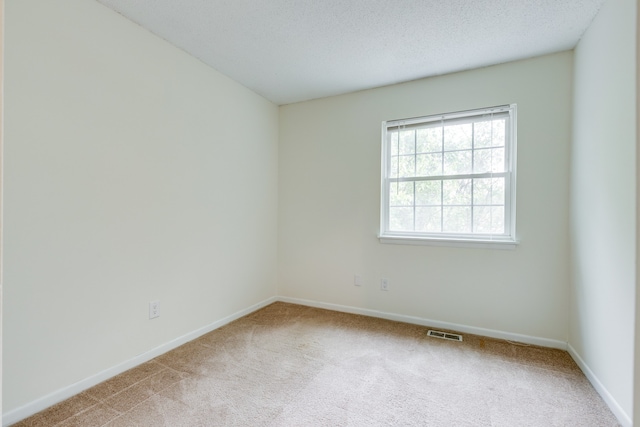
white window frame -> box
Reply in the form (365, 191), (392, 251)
(379, 104), (518, 249)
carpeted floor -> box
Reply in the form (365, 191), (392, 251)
(13, 302), (620, 426)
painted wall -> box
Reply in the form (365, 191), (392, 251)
(3, 0), (278, 413)
(0, 0), (4, 418)
(636, 1), (640, 423)
(279, 52), (573, 342)
(569, 0), (637, 423)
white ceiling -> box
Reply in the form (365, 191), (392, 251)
(96, 0), (606, 105)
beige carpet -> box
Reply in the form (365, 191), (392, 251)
(14, 302), (620, 426)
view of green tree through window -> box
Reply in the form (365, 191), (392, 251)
(380, 105), (517, 247)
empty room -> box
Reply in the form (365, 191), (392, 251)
(2, 0), (639, 426)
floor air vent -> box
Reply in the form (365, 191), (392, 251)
(427, 330), (463, 342)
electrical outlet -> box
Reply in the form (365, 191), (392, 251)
(149, 300), (160, 319)
(354, 275), (362, 286)
(380, 278), (389, 291)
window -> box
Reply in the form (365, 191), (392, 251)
(379, 105), (517, 248)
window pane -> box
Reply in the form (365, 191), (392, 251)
(473, 148), (492, 174)
(491, 119), (506, 147)
(390, 207), (413, 231)
(397, 155), (415, 178)
(473, 177), (505, 205)
(474, 121), (493, 148)
(473, 178), (492, 205)
(473, 206), (505, 234)
(416, 153), (442, 177)
(444, 150), (472, 175)
(417, 127), (442, 153)
(443, 206), (471, 233)
(490, 178), (505, 205)
(389, 131), (399, 154)
(491, 147), (505, 172)
(473, 206), (491, 233)
(389, 182), (414, 206)
(415, 181), (441, 206)
(443, 179), (471, 205)
(474, 119), (506, 148)
(416, 207), (441, 232)
(474, 147), (505, 173)
(399, 130), (415, 154)
(444, 123), (472, 151)
(490, 206), (505, 233)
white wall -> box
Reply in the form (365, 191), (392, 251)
(636, 1), (640, 422)
(1, 0), (4, 418)
(3, 0), (278, 413)
(569, 0), (637, 423)
(279, 52), (573, 342)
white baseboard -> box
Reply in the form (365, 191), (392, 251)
(5, 296), (629, 427)
(279, 297), (633, 424)
(280, 297), (632, 427)
(2, 296), (277, 427)
(567, 344), (632, 427)
(277, 296), (567, 349)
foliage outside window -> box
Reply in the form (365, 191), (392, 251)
(379, 105), (517, 248)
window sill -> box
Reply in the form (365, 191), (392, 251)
(378, 235), (518, 250)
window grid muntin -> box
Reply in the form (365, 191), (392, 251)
(387, 178), (507, 235)
(382, 105), (515, 241)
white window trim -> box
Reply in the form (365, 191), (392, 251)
(379, 104), (518, 249)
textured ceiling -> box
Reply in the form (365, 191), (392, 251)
(96, 0), (605, 105)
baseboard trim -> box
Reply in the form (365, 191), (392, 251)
(7, 296), (630, 427)
(279, 297), (632, 426)
(277, 296), (567, 349)
(567, 344), (632, 427)
(2, 296), (278, 427)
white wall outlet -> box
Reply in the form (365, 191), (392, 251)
(380, 278), (389, 291)
(354, 275), (363, 286)
(149, 300), (160, 319)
